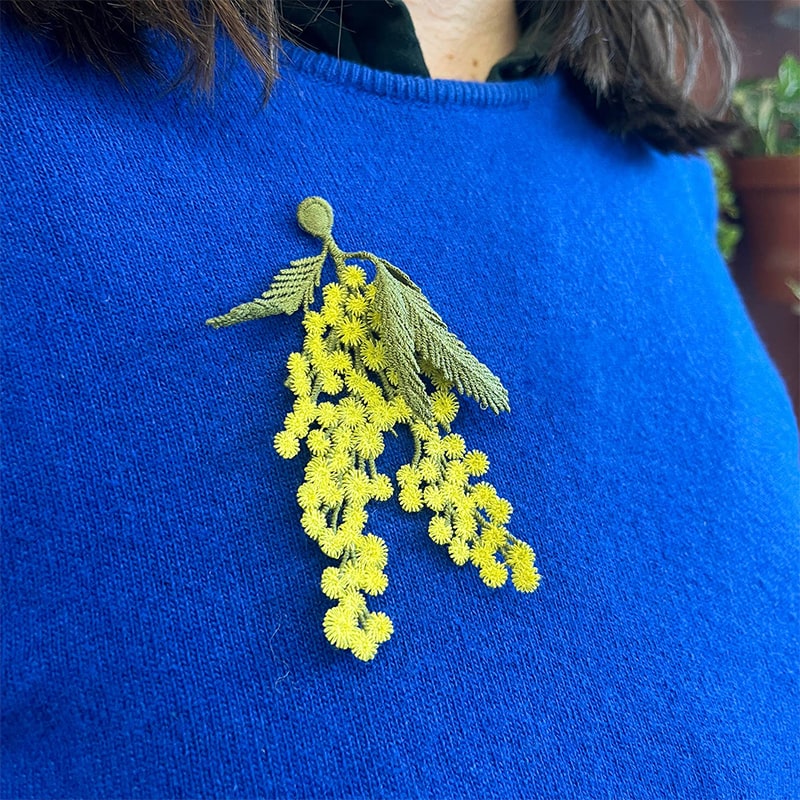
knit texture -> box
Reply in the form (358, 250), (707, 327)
(2, 25), (799, 799)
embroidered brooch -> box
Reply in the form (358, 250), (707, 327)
(208, 197), (540, 660)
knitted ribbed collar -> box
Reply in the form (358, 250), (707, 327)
(280, 38), (558, 108)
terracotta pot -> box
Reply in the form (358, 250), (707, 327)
(729, 155), (800, 305)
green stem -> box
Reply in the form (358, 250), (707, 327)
(330, 501), (343, 533)
(411, 434), (422, 468)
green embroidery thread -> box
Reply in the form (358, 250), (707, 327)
(207, 197), (540, 661)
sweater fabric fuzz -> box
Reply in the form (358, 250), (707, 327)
(2, 25), (799, 800)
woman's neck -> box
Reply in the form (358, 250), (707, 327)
(403, 0), (520, 81)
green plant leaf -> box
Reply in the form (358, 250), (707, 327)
(206, 254), (324, 328)
(707, 149), (741, 262)
(778, 54), (800, 103)
(732, 55), (800, 156)
(374, 260), (510, 419)
(758, 93), (779, 155)
(373, 262), (435, 420)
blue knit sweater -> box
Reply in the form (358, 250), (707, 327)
(2, 23), (798, 799)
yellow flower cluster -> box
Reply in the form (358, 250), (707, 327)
(274, 273), (413, 660)
(274, 262), (537, 661)
(397, 405), (540, 593)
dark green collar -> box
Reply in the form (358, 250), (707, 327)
(279, 0), (550, 82)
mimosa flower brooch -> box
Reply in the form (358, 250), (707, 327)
(208, 197), (539, 660)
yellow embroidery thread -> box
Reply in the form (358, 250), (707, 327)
(208, 197), (540, 660)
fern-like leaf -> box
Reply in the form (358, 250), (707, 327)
(411, 302), (509, 414)
(206, 255), (324, 328)
(374, 261), (432, 420)
(375, 260), (510, 416)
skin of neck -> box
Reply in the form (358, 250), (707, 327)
(403, 0), (520, 81)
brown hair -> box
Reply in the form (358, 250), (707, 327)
(7, 0), (739, 153)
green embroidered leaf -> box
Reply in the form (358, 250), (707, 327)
(373, 261), (432, 421)
(206, 255), (324, 328)
(374, 260), (510, 416)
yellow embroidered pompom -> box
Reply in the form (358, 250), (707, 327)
(396, 464), (422, 489)
(418, 456), (442, 483)
(360, 339), (386, 370)
(342, 470), (372, 505)
(293, 396), (318, 423)
(511, 565), (541, 593)
(341, 265), (367, 288)
(316, 402), (338, 428)
(321, 567), (346, 599)
(479, 560), (508, 589)
(350, 629), (379, 662)
(360, 567), (389, 596)
(337, 397), (367, 429)
(370, 474), (394, 501)
(336, 315), (368, 347)
(301, 509), (328, 540)
(346, 294), (369, 316)
(423, 485), (447, 512)
(463, 450), (489, 476)
(356, 534), (389, 569)
(364, 612), (394, 644)
(302, 310), (327, 336)
(323, 604), (357, 650)
(482, 524), (507, 549)
(442, 434), (466, 459)
(431, 390), (459, 427)
(422, 434), (446, 459)
(448, 538), (471, 566)
(274, 430), (300, 459)
(428, 516), (452, 545)
(296, 482), (321, 511)
(470, 482), (497, 509)
(322, 281), (345, 307)
(487, 496), (513, 525)
(445, 459), (469, 488)
(279, 412), (304, 439)
(398, 484), (424, 513)
(286, 351), (309, 375)
(306, 429), (331, 456)
(355, 425), (384, 460)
